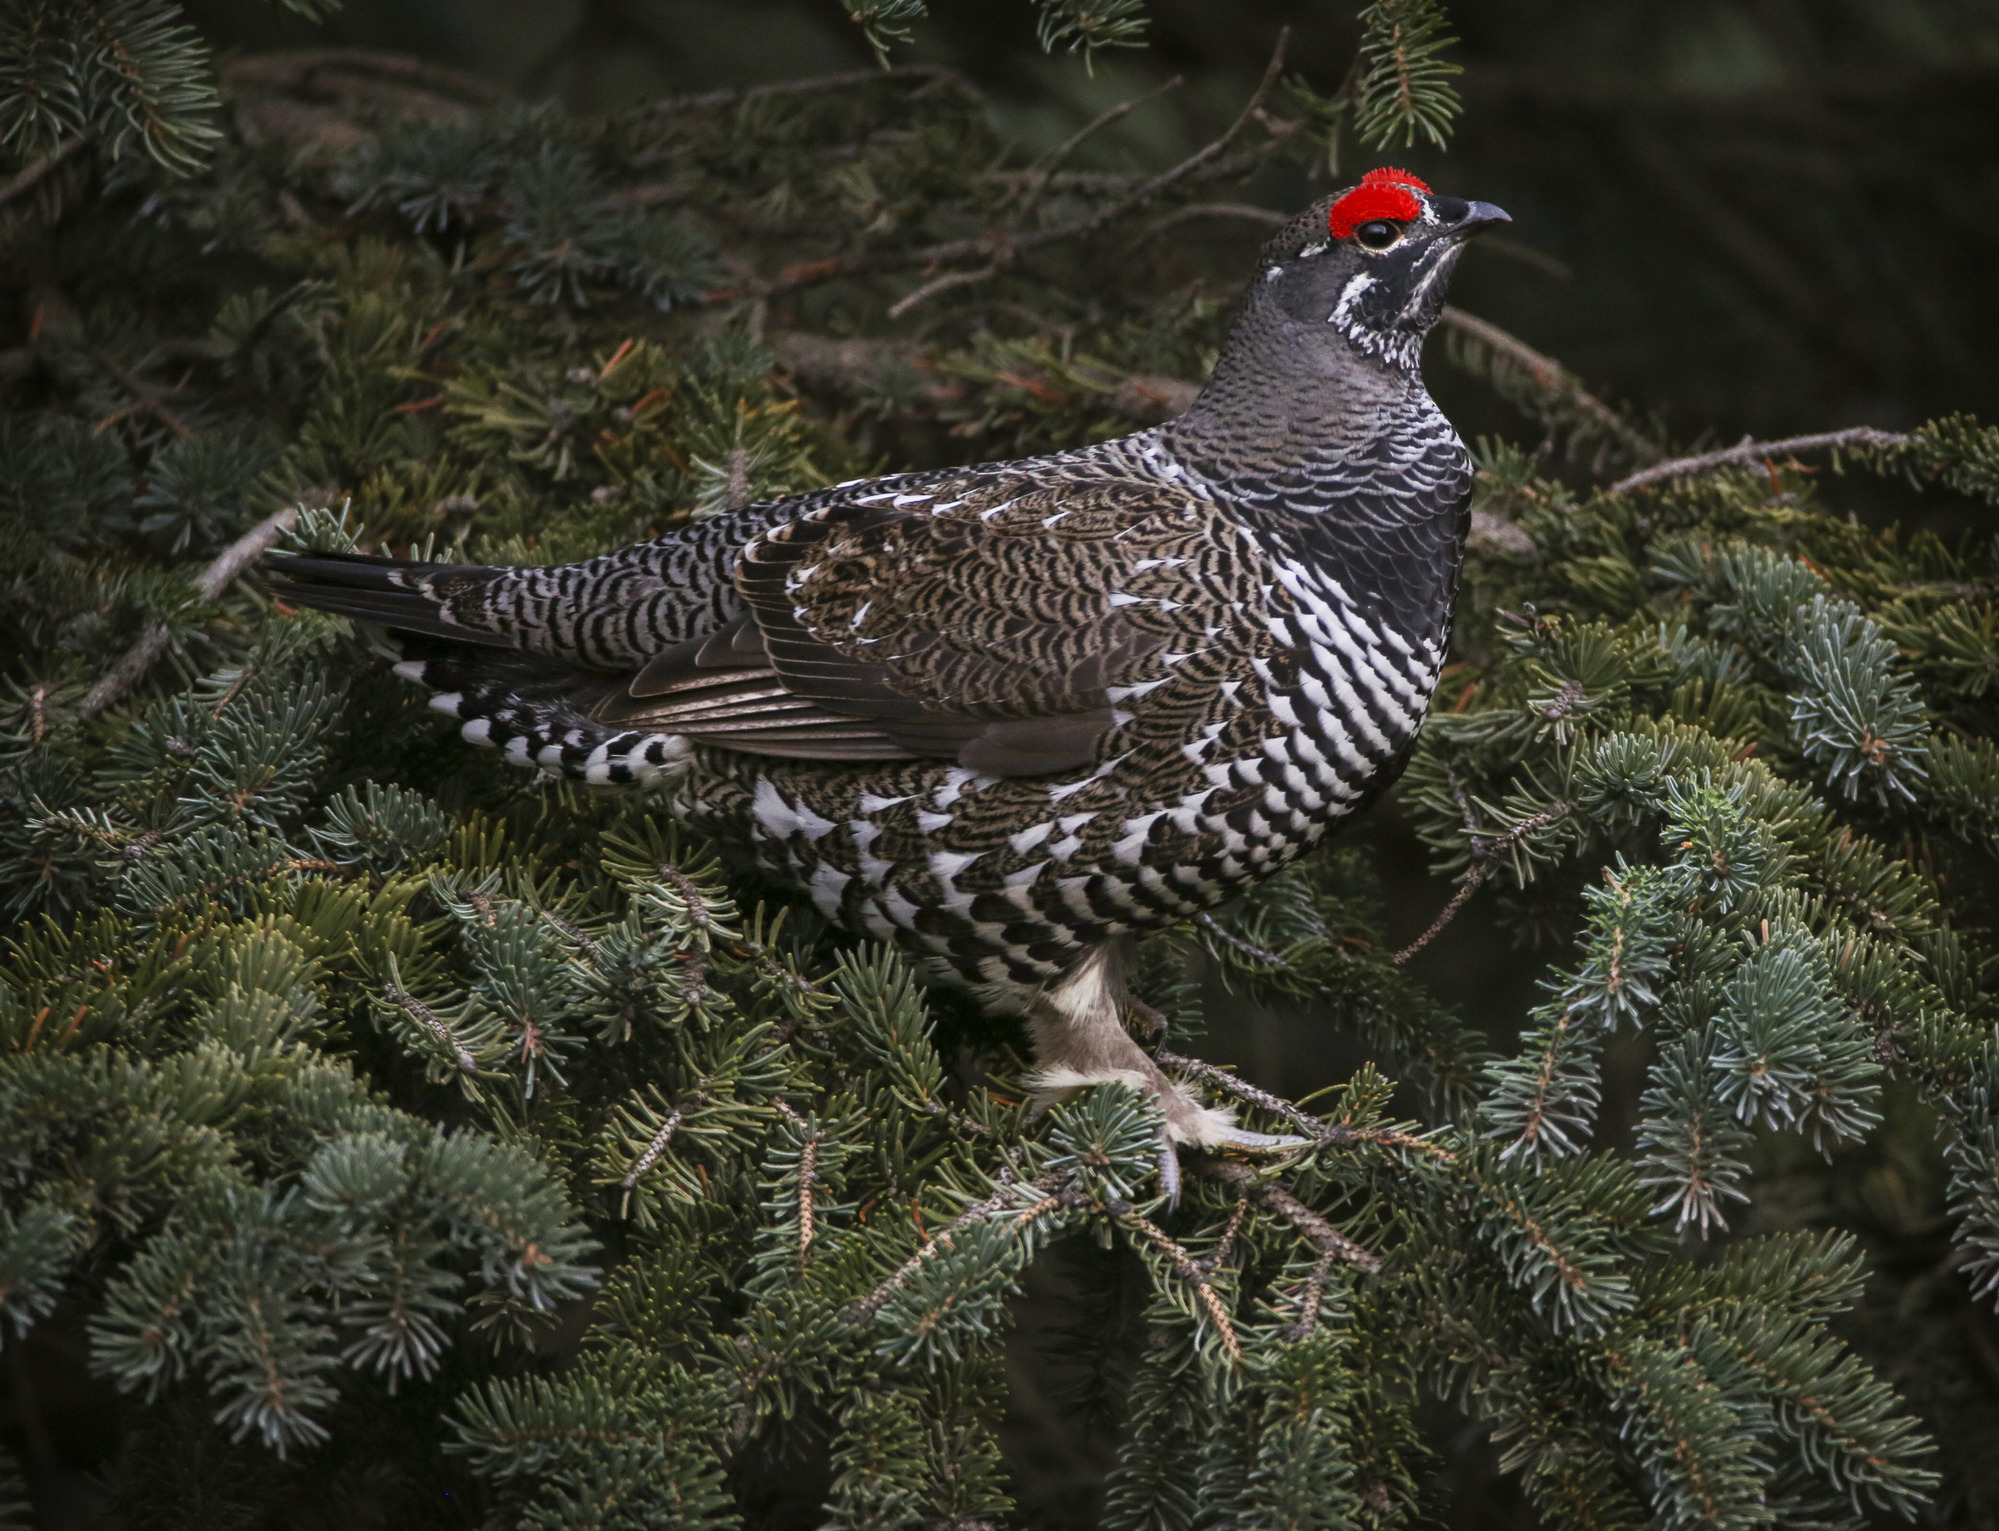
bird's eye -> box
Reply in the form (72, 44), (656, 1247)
(1353, 220), (1405, 250)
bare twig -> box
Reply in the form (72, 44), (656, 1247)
(844, 1174), (1070, 1325)
(1192, 1188), (1250, 1277)
(1019, 75), (1185, 220)
(1025, 30), (1288, 254)
(1160, 1048), (1327, 1141)
(621, 1103), (685, 1192)
(1285, 1250), (1339, 1342)
(1608, 427), (1912, 495)
(76, 507), (301, 723)
(1438, 307), (1656, 466)
(887, 264), (1001, 320)
(1135, 201), (1287, 243)
(1157, 1050), (1449, 1159)
(1391, 875), (1489, 965)
(92, 350), (196, 440)
(761, 32), (1290, 303)
(1392, 800), (1576, 965)
(797, 1136), (819, 1258)
(0, 138), (88, 211)
(382, 984), (479, 1075)
(646, 65), (974, 117)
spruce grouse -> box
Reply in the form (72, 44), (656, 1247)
(272, 169), (1508, 1184)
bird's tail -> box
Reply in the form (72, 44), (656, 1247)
(267, 551), (691, 785)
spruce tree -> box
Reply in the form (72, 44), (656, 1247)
(2, 3), (1998, 1527)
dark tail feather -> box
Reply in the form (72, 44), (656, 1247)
(266, 551), (520, 649)
(269, 554), (691, 786)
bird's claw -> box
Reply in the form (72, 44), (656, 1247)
(1204, 1123), (1309, 1151)
(1155, 1120), (1308, 1209)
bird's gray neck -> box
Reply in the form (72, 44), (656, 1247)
(1159, 290), (1434, 497)
(1155, 293), (1470, 636)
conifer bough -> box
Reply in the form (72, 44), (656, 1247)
(2, 2), (1997, 1527)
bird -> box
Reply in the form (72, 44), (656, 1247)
(270, 169), (1507, 1194)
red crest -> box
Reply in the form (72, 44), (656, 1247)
(1327, 167), (1430, 240)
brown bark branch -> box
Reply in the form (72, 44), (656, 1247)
(1437, 306), (1657, 465)
(1018, 74), (1185, 219)
(1608, 427), (1912, 495)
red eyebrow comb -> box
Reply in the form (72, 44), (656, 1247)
(1328, 167), (1430, 239)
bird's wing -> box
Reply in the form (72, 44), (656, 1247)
(594, 473), (1232, 775)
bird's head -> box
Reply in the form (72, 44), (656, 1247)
(1254, 169), (1509, 372)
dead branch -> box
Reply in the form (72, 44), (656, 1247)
(1136, 201), (1288, 242)
(761, 32), (1291, 303)
(1438, 306), (1657, 466)
(1608, 426), (1912, 495)
(645, 65), (976, 117)
(887, 264), (1002, 321)
(76, 507), (301, 723)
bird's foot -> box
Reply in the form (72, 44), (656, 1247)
(1026, 1063), (1305, 1210)
(1025, 944), (1303, 1208)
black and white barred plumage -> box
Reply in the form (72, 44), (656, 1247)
(272, 180), (1508, 1158)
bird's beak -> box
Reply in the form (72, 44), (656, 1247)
(1457, 201), (1511, 235)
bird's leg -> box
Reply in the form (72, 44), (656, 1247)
(1124, 995), (1169, 1043)
(1024, 943), (1303, 1200)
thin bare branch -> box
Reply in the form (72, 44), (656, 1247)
(0, 138), (88, 211)
(76, 507), (302, 723)
(646, 65), (975, 117)
(843, 1174), (1070, 1325)
(92, 350), (195, 440)
(1019, 74), (1185, 219)
(760, 33), (1290, 302)
(1158, 1050), (1450, 1159)
(1438, 306), (1656, 466)
(1136, 201), (1287, 242)
(887, 264), (1000, 320)
(1193, 912), (1289, 969)
(1609, 427), (1912, 495)
(381, 984), (479, 1076)
(1019, 29), (1289, 255)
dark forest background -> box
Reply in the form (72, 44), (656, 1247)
(8, 1), (1999, 1526)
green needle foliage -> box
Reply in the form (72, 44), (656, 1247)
(2, 4), (1997, 1529)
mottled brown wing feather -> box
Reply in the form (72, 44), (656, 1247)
(593, 474), (1219, 775)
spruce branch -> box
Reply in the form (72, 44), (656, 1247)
(1198, 1158), (1384, 1277)
(1439, 307), (1660, 471)
(1352, 0), (1463, 150)
(1394, 800), (1575, 964)
(1122, 1211), (1243, 1368)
